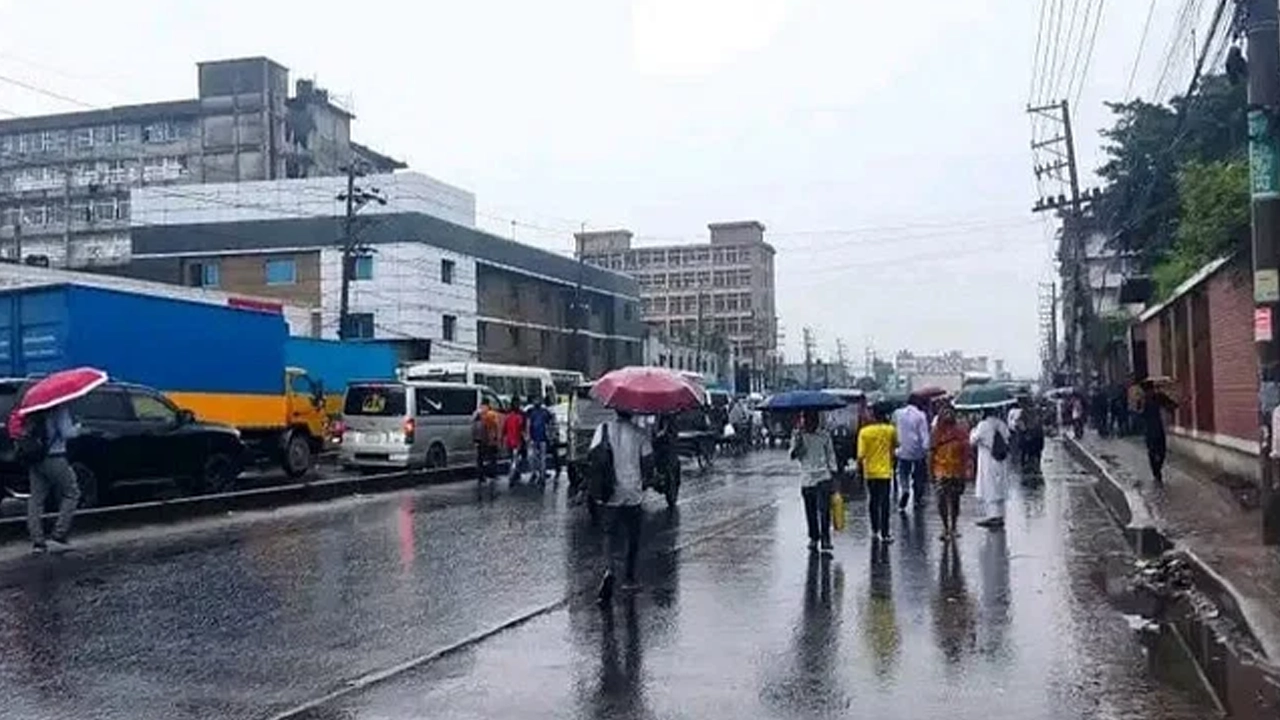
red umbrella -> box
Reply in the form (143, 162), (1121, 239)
(591, 367), (704, 414)
(16, 367), (108, 416)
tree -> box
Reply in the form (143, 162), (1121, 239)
(1152, 158), (1249, 297)
(1096, 74), (1247, 270)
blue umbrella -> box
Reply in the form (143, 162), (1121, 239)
(762, 390), (847, 411)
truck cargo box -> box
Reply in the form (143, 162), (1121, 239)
(283, 337), (399, 395)
(0, 284), (288, 427)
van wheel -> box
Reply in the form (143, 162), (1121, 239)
(200, 453), (239, 494)
(426, 444), (447, 470)
(283, 433), (311, 478)
(71, 462), (100, 509)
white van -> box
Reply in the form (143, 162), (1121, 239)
(404, 362), (570, 448)
(338, 380), (503, 471)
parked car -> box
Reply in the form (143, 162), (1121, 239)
(336, 380), (505, 472)
(0, 378), (247, 507)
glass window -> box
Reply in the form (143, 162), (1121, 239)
(93, 200), (115, 222)
(21, 206), (46, 226)
(415, 386), (476, 416)
(343, 384), (406, 416)
(114, 124), (138, 144)
(265, 258), (297, 285)
(442, 314), (457, 342)
(188, 262), (220, 288)
(343, 313), (375, 339)
(130, 392), (177, 424)
(72, 388), (132, 421)
(116, 200), (130, 221)
(441, 258), (455, 284)
(72, 128), (93, 148)
(353, 255), (373, 280)
(92, 126), (114, 146)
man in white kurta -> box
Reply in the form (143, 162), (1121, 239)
(970, 409), (1011, 527)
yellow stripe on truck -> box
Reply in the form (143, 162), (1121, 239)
(165, 392), (287, 430)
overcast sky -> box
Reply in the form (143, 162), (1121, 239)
(0, 0), (1211, 375)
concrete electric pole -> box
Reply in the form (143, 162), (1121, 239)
(802, 326), (815, 389)
(1243, 0), (1280, 544)
(336, 163), (385, 341)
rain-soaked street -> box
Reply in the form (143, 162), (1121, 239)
(0, 442), (1214, 719)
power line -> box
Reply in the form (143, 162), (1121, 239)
(0, 72), (95, 109)
(1124, 0), (1159, 101)
(1031, 0), (1054, 104)
(1071, 0), (1106, 106)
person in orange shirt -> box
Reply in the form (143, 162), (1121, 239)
(929, 401), (972, 541)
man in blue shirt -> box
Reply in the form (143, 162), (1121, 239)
(525, 395), (555, 485)
(27, 404), (81, 553)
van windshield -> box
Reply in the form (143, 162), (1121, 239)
(343, 385), (407, 416)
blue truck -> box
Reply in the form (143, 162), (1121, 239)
(0, 283), (400, 476)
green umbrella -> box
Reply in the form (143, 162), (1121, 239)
(952, 383), (1016, 410)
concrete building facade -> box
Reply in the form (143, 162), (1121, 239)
(575, 220), (777, 389)
(0, 56), (400, 268)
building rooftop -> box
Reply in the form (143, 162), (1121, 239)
(131, 211), (640, 298)
(0, 99), (202, 134)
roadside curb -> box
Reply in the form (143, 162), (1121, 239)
(0, 468), (445, 544)
(1065, 436), (1280, 717)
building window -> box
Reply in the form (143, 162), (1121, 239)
(344, 313), (374, 339)
(441, 258), (455, 284)
(442, 314), (457, 342)
(478, 322), (488, 346)
(353, 255), (373, 280)
(265, 258), (297, 285)
(92, 126), (115, 146)
(92, 200), (115, 222)
(509, 326), (521, 345)
(540, 330), (550, 349)
(188, 261), (220, 288)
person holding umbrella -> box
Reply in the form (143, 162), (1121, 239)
(10, 367), (106, 553)
(790, 409), (836, 555)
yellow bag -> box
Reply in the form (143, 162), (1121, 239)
(831, 492), (846, 531)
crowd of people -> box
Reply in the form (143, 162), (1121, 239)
(789, 392), (1056, 555)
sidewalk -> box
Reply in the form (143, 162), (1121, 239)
(1072, 432), (1280, 660)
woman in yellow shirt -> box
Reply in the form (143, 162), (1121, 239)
(857, 402), (898, 543)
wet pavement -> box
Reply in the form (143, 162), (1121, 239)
(0, 443), (1214, 719)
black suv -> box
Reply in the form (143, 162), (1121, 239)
(0, 379), (246, 507)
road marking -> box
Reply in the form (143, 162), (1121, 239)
(267, 497), (779, 720)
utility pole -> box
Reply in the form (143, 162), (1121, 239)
(1244, 0), (1280, 544)
(336, 162), (385, 340)
(802, 326), (815, 389)
(1029, 99), (1096, 390)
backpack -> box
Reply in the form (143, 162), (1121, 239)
(990, 425), (1009, 462)
(8, 410), (48, 466)
(586, 423), (616, 503)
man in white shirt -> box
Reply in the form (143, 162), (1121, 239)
(591, 410), (654, 603)
(892, 396), (930, 511)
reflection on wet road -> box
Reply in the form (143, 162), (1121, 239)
(0, 445), (1212, 719)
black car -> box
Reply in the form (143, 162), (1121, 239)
(0, 379), (246, 507)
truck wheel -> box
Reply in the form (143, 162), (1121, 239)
(201, 453), (239, 494)
(71, 462), (100, 509)
(426, 444), (447, 471)
(283, 433), (312, 478)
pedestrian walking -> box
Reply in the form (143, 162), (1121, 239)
(790, 409), (836, 555)
(970, 407), (1010, 529)
(593, 410), (654, 604)
(24, 404), (81, 553)
(929, 402), (971, 541)
(892, 395), (930, 511)
(858, 402), (897, 544)
(1070, 395), (1085, 440)
(1018, 400), (1046, 476)
(526, 395), (555, 484)
(473, 399), (501, 485)
(503, 395), (526, 484)
(1140, 380), (1178, 483)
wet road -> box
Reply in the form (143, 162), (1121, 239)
(0, 444), (1213, 719)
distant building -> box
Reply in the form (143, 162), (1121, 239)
(642, 332), (722, 382)
(894, 350), (990, 377)
(576, 221), (777, 391)
(0, 56), (402, 268)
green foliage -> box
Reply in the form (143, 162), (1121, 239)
(1150, 158), (1248, 298)
(1096, 74), (1247, 269)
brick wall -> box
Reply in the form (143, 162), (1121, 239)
(1206, 258), (1257, 443)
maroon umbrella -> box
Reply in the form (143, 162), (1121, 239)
(16, 367), (108, 416)
(590, 367), (704, 414)
(911, 385), (950, 400)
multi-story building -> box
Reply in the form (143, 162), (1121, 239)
(0, 56), (401, 268)
(575, 220), (777, 390)
(100, 208), (642, 375)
